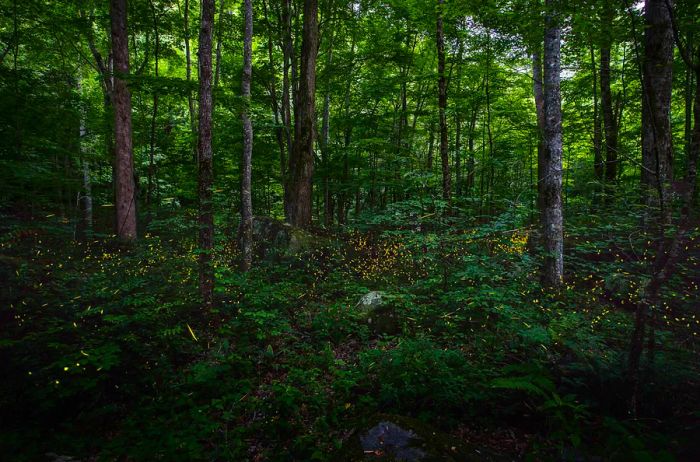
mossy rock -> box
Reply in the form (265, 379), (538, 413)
(335, 414), (488, 461)
(251, 216), (324, 258)
(356, 291), (400, 336)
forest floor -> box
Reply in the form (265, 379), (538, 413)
(1, 203), (699, 461)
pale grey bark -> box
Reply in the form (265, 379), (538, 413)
(541, 0), (564, 286)
(240, 0), (253, 271)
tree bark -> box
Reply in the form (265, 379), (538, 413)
(240, 0), (253, 271)
(541, 0), (564, 287)
(183, 0), (197, 155)
(321, 10), (336, 227)
(286, 0), (318, 227)
(110, 0), (137, 240)
(591, 45), (604, 187)
(533, 52), (545, 215)
(147, 0), (160, 218)
(262, 0), (286, 186)
(436, 0), (450, 202)
(198, 0), (215, 307)
(641, 0), (674, 224)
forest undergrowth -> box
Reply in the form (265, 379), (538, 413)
(1, 199), (699, 461)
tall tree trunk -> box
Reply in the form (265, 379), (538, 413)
(183, 0), (196, 155)
(286, 0), (318, 227)
(338, 9), (358, 225)
(147, 0), (160, 218)
(533, 52), (545, 214)
(321, 12), (335, 227)
(263, 0), (285, 185)
(485, 35), (494, 214)
(455, 114), (462, 196)
(600, 46), (619, 193)
(281, 0), (294, 203)
(198, 0), (215, 307)
(466, 104), (477, 192)
(77, 79), (93, 239)
(641, 0), (674, 224)
(110, 0), (137, 240)
(436, 0), (450, 202)
(240, 0), (253, 271)
(427, 121), (434, 171)
(541, 0), (564, 287)
(214, 0), (225, 88)
(591, 45), (604, 188)
(629, 64), (700, 415)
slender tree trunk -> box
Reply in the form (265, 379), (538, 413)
(240, 0), (253, 271)
(147, 0), (160, 218)
(338, 9), (357, 225)
(455, 114), (462, 196)
(182, 0), (196, 144)
(533, 52), (545, 214)
(427, 121), (434, 171)
(600, 41), (619, 206)
(684, 30), (694, 164)
(110, 0), (137, 240)
(263, 0), (285, 185)
(436, 0), (450, 202)
(591, 45), (604, 187)
(281, 0), (294, 202)
(641, 0), (674, 224)
(466, 105), (477, 192)
(541, 0), (564, 287)
(77, 79), (93, 239)
(485, 37), (494, 213)
(286, 0), (318, 227)
(198, 0), (215, 307)
(214, 0), (225, 88)
(321, 16), (335, 227)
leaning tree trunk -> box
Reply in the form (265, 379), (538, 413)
(541, 0), (564, 287)
(240, 0), (253, 271)
(436, 0), (450, 202)
(198, 0), (215, 308)
(641, 0), (674, 224)
(110, 0), (137, 240)
(286, 0), (318, 227)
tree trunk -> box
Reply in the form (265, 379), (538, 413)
(641, 0), (674, 224)
(321, 14), (335, 227)
(629, 63), (700, 415)
(110, 0), (137, 240)
(600, 46), (619, 192)
(281, 0), (294, 206)
(541, 0), (564, 287)
(214, 0), (225, 88)
(183, 0), (196, 157)
(263, 0), (285, 186)
(436, 0), (450, 202)
(240, 0), (253, 272)
(533, 52), (545, 215)
(198, 0), (215, 307)
(591, 45), (604, 188)
(466, 105), (477, 192)
(147, 0), (160, 218)
(78, 79), (93, 239)
(286, 0), (318, 227)
(455, 114), (462, 196)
